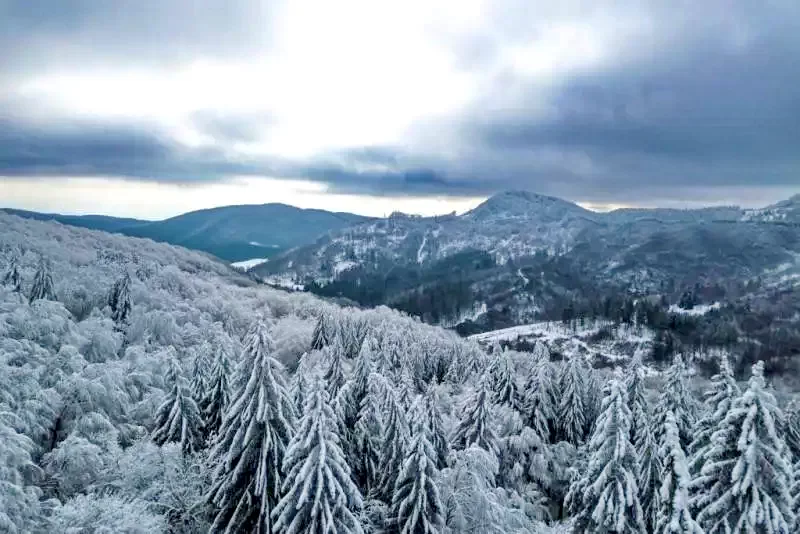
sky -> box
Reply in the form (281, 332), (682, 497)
(1, 0), (798, 219)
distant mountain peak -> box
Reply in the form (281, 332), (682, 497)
(465, 190), (592, 222)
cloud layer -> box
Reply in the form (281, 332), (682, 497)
(2, 0), (798, 207)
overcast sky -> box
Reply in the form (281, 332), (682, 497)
(1, 0), (798, 219)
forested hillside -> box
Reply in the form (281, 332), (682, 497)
(2, 212), (800, 533)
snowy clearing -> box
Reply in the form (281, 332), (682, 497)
(230, 258), (270, 271)
(668, 302), (721, 316)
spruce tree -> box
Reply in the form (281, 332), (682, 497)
(338, 343), (373, 458)
(272, 381), (364, 534)
(784, 398), (800, 463)
(376, 388), (410, 503)
(626, 352), (651, 448)
(352, 375), (384, 497)
(450, 378), (497, 456)
(558, 356), (587, 446)
(692, 362), (794, 533)
(687, 352), (739, 481)
(325, 342), (347, 397)
(488, 351), (517, 407)
(638, 420), (663, 533)
(206, 321), (295, 534)
(397, 367), (417, 412)
(389, 414), (445, 534)
(202, 345), (231, 437)
(2, 255), (22, 293)
(520, 358), (554, 442)
(422, 386), (450, 470)
(654, 411), (702, 534)
(584, 368), (603, 437)
(652, 355), (696, 450)
(791, 461), (800, 531)
(569, 373), (646, 533)
(108, 271), (133, 325)
(151, 356), (204, 455)
(311, 312), (336, 350)
(190, 343), (211, 410)
(29, 257), (56, 302)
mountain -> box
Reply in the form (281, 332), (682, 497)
(2, 204), (371, 262)
(253, 191), (800, 354)
(0, 208), (149, 233)
(118, 204), (371, 262)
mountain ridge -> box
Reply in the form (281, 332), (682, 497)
(252, 190), (800, 338)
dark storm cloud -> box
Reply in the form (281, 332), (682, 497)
(1, 0), (798, 203)
(0, 112), (484, 195)
(447, 0), (800, 201)
(0, 116), (259, 181)
(0, 0), (273, 75)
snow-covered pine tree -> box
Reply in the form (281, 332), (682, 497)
(29, 257), (56, 302)
(290, 367), (310, 416)
(450, 377), (498, 456)
(692, 361), (794, 534)
(388, 411), (445, 534)
(558, 356), (587, 446)
(353, 374), (384, 496)
(0, 410), (43, 533)
(376, 387), (410, 504)
(151, 355), (204, 455)
(654, 411), (702, 534)
(652, 354), (696, 450)
(687, 352), (739, 480)
(202, 344), (231, 437)
(488, 350), (517, 407)
(190, 343), (211, 410)
(531, 340), (550, 362)
(626, 352), (651, 449)
(206, 321), (295, 534)
(272, 380), (364, 534)
(311, 312), (335, 351)
(2, 254), (22, 293)
(638, 420), (663, 533)
(422, 386), (450, 470)
(784, 397), (800, 463)
(584, 368), (603, 437)
(569, 372), (646, 534)
(791, 461), (800, 531)
(325, 342), (347, 397)
(626, 351), (659, 530)
(397, 367), (417, 412)
(520, 358), (554, 442)
(108, 271), (132, 325)
(337, 341), (373, 471)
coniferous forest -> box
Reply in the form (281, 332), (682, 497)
(2, 212), (800, 534)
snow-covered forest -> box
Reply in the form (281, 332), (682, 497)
(2, 211), (799, 534)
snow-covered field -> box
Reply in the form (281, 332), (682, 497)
(472, 319), (655, 366)
(668, 302), (721, 316)
(230, 257), (270, 271)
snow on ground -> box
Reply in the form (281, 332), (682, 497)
(439, 302), (487, 328)
(261, 275), (305, 291)
(517, 268), (529, 285)
(470, 319), (612, 344)
(230, 258), (269, 271)
(333, 260), (358, 275)
(668, 302), (721, 316)
(417, 234), (428, 264)
(471, 319), (655, 367)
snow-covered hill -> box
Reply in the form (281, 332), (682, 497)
(253, 191), (800, 339)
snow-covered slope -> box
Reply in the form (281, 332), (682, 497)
(253, 191), (800, 336)
(471, 319), (655, 367)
